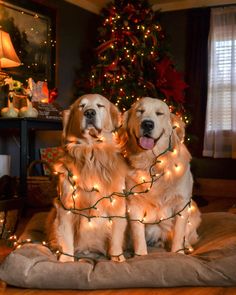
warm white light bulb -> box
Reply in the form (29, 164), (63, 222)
(141, 176), (146, 182)
(110, 198), (116, 206)
(165, 170), (171, 177)
(187, 246), (194, 253)
(94, 184), (99, 190)
(73, 193), (79, 199)
(175, 164), (181, 173)
(188, 204), (195, 212)
(172, 149), (177, 156)
(88, 219), (93, 227)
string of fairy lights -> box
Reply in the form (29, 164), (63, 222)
(3, 127), (195, 259)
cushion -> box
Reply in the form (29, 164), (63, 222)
(0, 212), (236, 289)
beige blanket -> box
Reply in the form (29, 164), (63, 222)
(0, 212), (236, 289)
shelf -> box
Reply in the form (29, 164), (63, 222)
(0, 117), (63, 199)
(0, 117), (62, 130)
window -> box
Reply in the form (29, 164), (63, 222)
(203, 6), (236, 158)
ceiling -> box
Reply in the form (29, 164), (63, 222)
(65, 0), (236, 14)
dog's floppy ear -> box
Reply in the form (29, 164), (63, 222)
(171, 113), (186, 143)
(110, 102), (121, 130)
(121, 109), (130, 129)
(61, 109), (71, 145)
(61, 99), (83, 145)
(117, 109), (131, 146)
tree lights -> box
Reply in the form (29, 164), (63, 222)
(75, 0), (188, 120)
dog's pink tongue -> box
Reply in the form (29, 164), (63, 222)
(139, 137), (155, 150)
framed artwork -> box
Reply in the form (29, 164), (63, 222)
(0, 0), (56, 86)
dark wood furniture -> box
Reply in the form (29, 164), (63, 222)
(0, 117), (62, 211)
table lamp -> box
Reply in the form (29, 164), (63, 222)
(0, 29), (21, 85)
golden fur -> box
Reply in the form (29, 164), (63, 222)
(119, 97), (201, 255)
(47, 94), (128, 262)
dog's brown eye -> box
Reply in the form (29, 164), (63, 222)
(97, 104), (105, 108)
(137, 109), (144, 114)
(79, 104), (85, 109)
(156, 111), (164, 116)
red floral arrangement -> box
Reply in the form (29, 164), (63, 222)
(156, 57), (188, 103)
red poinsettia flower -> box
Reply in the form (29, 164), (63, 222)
(156, 57), (188, 103)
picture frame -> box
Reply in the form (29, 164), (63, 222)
(0, 0), (56, 87)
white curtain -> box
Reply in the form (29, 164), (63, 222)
(203, 6), (236, 158)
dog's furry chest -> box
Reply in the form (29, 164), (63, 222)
(126, 151), (192, 224)
(58, 142), (128, 255)
(64, 142), (127, 188)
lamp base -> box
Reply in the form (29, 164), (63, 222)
(0, 70), (9, 86)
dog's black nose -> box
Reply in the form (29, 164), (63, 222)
(141, 120), (154, 131)
(84, 109), (96, 119)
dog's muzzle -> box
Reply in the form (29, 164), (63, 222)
(141, 120), (154, 136)
(84, 108), (96, 119)
(84, 108), (96, 126)
(138, 120), (164, 150)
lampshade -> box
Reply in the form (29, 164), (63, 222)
(0, 30), (21, 69)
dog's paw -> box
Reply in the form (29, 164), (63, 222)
(59, 254), (75, 262)
(111, 254), (126, 262)
(134, 248), (148, 256)
(175, 249), (185, 254)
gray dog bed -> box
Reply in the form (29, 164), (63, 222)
(0, 212), (236, 289)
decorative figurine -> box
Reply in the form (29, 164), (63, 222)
(1, 92), (19, 118)
(19, 95), (38, 118)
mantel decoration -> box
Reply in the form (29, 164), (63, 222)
(1, 76), (60, 119)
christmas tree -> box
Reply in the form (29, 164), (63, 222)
(76, 0), (187, 116)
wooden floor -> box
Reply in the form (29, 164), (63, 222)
(1, 194), (236, 295)
(1, 285), (236, 295)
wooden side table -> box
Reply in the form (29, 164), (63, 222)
(0, 117), (62, 210)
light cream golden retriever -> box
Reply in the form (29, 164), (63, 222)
(119, 97), (201, 255)
(47, 94), (128, 262)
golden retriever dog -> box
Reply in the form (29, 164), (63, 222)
(47, 94), (128, 262)
(119, 97), (201, 256)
